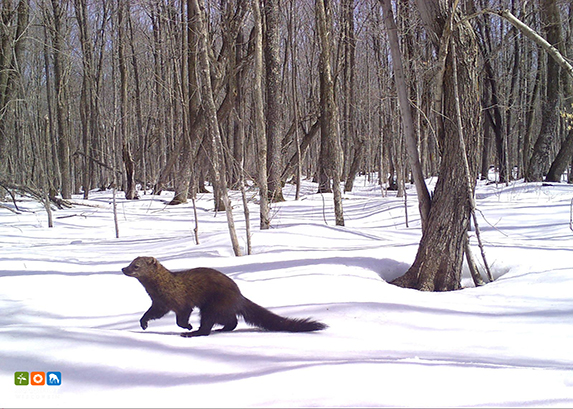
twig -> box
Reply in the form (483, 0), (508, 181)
(475, 208), (509, 237)
(450, 30), (494, 283)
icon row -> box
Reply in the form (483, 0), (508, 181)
(15, 372), (61, 386)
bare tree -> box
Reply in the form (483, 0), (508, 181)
(117, 0), (137, 200)
(392, 0), (481, 291)
(340, 0), (360, 193)
(316, 0), (344, 226)
(253, 0), (270, 229)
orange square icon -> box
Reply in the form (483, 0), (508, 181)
(30, 372), (45, 386)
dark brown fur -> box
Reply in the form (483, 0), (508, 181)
(122, 256), (327, 337)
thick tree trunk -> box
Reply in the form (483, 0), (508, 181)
(546, 129), (573, 182)
(392, 1), (480, 291)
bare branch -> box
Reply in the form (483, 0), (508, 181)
(486, 9), (573, 80)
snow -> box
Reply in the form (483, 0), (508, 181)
(2, 176), (573, 408)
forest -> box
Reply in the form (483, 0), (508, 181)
(1, 0), (572, 290)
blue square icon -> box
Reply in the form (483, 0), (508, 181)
(46, 372), (61, 385)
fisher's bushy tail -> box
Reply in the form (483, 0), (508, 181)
(240, 298), (327, 332)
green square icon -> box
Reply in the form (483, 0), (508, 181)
(15, 372), (29, 385)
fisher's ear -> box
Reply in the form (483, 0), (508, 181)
(147, 257), (158, 266)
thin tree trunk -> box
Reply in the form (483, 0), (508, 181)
(127, 7), (146, 192)
(287, 0), (302, 199)
(42, 18), (58, 191)
(316, 0), (344, 226)
(264, 0), (285, 203)
(380, 0), (431, 231)
(74, 0), (99, 199)
(117, 0), (137, 200)
(341, 0), (361, 193)
(50, 0), (72, 199)
(239, 164), (252, 255)
(231, 29), (245, 188)
(523, 60), (541, 176)
(189, 0), (241, 256)
(169, 2), (192, 205)
(253, 0), (270, 230)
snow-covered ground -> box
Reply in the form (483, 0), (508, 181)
(2, 176), (573, 408)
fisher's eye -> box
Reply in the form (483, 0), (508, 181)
(133, 264), (140, 270)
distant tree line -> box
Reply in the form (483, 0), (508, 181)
(1, 0), (571, 287)
(1, 0), (571, 199)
